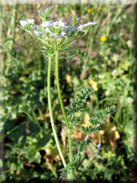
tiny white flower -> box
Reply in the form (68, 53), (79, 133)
(84, 21), (99, 26)
(31, 24), (39, 30)
(20, 19), (34, 27)
(53, 21), (59, 27)
(97, 143), (101, 148)
(20, 20), (28, 26)
(112, 69), (117, 76)
(26, 19), (34, 24)
(34, 30), (44, 36)
(45, 27), (52, 33)
(126, 40), (133, 48)
(112, 54), (119, 63)
(78, 21), (99, 30)
(61, 31), (66, 36)
(78, 24), (83, 30)
(105, 90), (110, 96)
(42, 21), (52, 27)
(58, 19), (65, 27)
(126, 97), (133, 104)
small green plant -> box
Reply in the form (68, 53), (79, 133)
(20, 6), (116, 181)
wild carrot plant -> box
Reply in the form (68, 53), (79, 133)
(20, 6), (116, 181)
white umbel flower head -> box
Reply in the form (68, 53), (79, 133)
(20, 6), (98, 50)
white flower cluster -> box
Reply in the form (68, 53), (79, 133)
(20, 18), (98, 41)
(20, 19), (35, 26)
(40, 20), (78, 40)
(20, 7), (98, 49)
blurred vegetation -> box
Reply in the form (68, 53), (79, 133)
(0, 2), (137, 182)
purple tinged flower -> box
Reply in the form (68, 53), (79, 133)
(70, 25), (77, 32)
(97, 143), (101, 148)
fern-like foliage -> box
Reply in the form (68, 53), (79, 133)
(80, 126), (101, 135)
(79, 106), (117, 136)
(72, 138), (92, 151)
(60, 164), (73, 178)
(61, 89), (117, 179)
(73, 154), (85, 167)
(65, 88), (93, 115)
(68, 139), (93, 170)
(88, 106), (117, 126)
(64, 88), (93, 130)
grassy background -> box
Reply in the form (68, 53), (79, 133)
(0, 2), (137, 182)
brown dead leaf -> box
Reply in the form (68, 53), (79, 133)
(79, 113), (92, 127)
(88, 79), (98, 91)
(16, 169), (20, 176)
(24, 159), (35, 167)
(66, 74), (72, 86)
(60, 126), (67, 150)
(71, 129), (87, 141)
(90, 50), (98, 59)
(43, 145), (61, 167)
(36, 116), (44, 120)
(25, 122), (31, 134)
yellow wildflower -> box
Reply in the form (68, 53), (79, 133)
(88, 79), (98, 91)
(97, 6), (102, 12)
(87, 8), (94, 13)
(37, 4), (41, 9)
(85, 0), (88, 3)
(4, 6), (10, 11)
(66, 74), (72, 86)
(100, 36), (107, 42)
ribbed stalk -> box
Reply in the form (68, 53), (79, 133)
(55, 50), (74, 180)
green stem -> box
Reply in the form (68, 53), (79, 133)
(11, 1), (17, 54)
(55, 50), (74, 180)
(0, 3), (3, 70)
(47, 53), (66, 168)
(84, 135), (89, 141)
